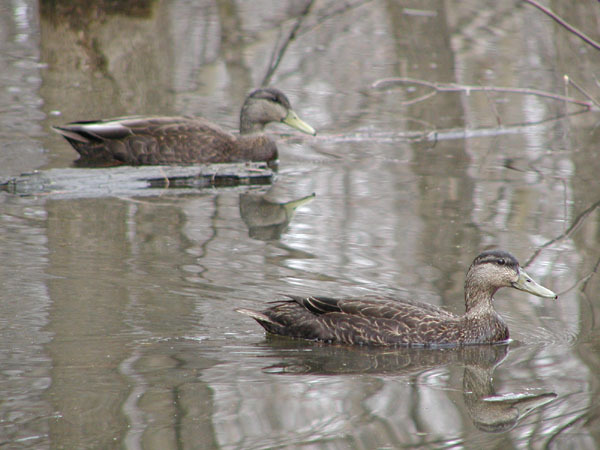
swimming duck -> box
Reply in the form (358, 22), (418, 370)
(237, 250), (557, 346)
(52, 88), (316, 166)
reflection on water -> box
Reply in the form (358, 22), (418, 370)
(239, 184), (315, 240)
(259, 341), (557, 433)
(0, 163), (274, 198)
(461, 350), (557, 433)
(1, 0), (600, 448)
(204, 340), (561, 448)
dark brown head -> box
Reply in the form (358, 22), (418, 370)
(239, 88), (316, 136)
(464, 250), (556, 312)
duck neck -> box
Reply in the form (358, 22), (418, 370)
(240, 102), (268, 134)
(464, 276), (498, 315)
(463, 282), (508, 343)
(239, 121), (266, 135)
(235, 134), (278, 162)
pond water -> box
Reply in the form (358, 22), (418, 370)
(1, 0), (600, 448)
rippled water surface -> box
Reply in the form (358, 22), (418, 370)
(1, 1), (600, 448)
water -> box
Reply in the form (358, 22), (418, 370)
(1, 0), (599, 448)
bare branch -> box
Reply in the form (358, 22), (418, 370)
(301, 107), (588, 147)
(298, 0), (374, 37)
(524, 199), (600, 267)
(372, 77), (594, 109)
(523, 0), (600, 51)
(261, 0), (315, 87)
(564, 75), (600, 108)
(579, 254), (600, 294)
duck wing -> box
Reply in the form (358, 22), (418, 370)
(238, 295), (460, 346)
(290, 295), (455, 319)
(53, 116), (242, 165)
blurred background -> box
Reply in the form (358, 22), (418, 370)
(1, 0), (600, 448)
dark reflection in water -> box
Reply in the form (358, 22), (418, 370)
(239, 185), (315, 240)
(0, 164), (274, 198)
(259, 339), (556, 433)
(3, 0), (600, 448)
(463, 362), (556, 433)
(40, 0), (155, 25)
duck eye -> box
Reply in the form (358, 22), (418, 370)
(497, 258), (505, 265)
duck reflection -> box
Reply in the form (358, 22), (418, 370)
(463, 357), (556, 433)
(259, 340), (556, 433)
(239, 185), (315, 240)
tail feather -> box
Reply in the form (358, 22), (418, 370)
(236, 307), (290, 336)
(286, 295), (341, 315)
(53, 120), (133, 143)
(235, 308), (277, 325)
(52, 125), (94, 144)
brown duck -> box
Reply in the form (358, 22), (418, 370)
(237, 250), (557, 346)
(52, 88), (316, 166)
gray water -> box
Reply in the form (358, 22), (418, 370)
(1, 0), (599, 448)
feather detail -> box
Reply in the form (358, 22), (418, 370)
(237, 250), (557, 347)
(53, 88), (315, 166)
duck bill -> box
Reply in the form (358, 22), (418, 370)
(282, 110), (316, 136)
(285, 193), (316, 210)
(283, 193), (316, 216)
(512, 269), (557, 299)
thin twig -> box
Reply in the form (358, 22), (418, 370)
(297, 0), (374, 37)
(399, 90), (437, 106)
(523, 0), (600, 51)
(524, 199), (600, 267)
(579, 254), (600, 294)
(481, 87), (502, 126)
(554, 254), (600, 296)
(564, 75), (600, 108)
(310, 107), (588, 145)
(372, 77), (593, 109)
(544, 411), (591, 449)
(261, 0), (315, 87)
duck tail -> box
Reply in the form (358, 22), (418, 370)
(235, 308), (278, 326)
(236, 308), (289, 336)
(52, 125), (94, 144)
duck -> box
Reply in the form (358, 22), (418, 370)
(52, 88), (316, 166)
(236, 250), (557, 346)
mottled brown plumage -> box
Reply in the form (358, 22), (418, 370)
(52, 88), (316, 166)
(237, 250), (557, 347)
